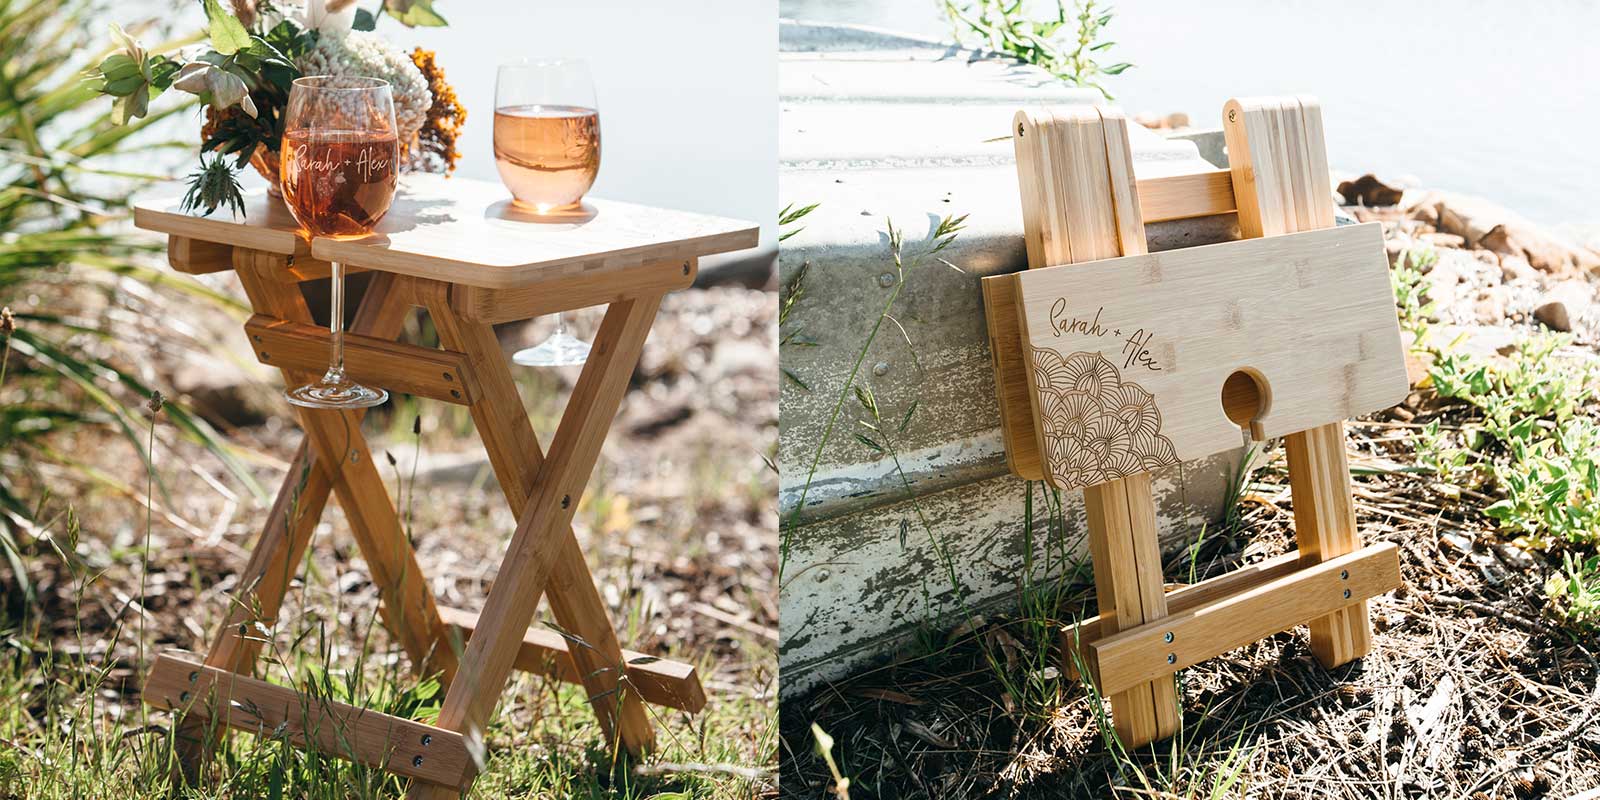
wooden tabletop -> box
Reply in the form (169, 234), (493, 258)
(134, 174), (760, 290)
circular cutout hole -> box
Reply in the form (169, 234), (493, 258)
(1221, 369), (1270, 430)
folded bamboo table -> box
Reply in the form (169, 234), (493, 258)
(133, 173), (758, 796)
(984, 97), (1408, 747)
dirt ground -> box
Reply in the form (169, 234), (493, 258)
(778, 425), (1600, 798)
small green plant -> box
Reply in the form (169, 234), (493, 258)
(1390, 244), (1437, 339)
(1545, 551), (1600, 635)
(942, 0), (1131, 99)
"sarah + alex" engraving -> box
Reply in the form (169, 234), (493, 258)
(1048, 298), (1161, 373)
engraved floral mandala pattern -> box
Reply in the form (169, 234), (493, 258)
(1030, 348), (1179, 489)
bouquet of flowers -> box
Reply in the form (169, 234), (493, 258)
(92, 0), (466, 216)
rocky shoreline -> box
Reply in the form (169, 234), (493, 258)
(1338, 173), (1600, 346)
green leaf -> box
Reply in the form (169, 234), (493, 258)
(353, 8), (378, 30)
(1483, 499), (1515, 520)
(384, 0), (448, 27)
(203, 0), (252, 55)
(1102, 62), (1133, 75)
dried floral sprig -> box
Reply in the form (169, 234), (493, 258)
(181, 152), (248, 217)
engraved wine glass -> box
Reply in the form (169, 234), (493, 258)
(494, 58), (599, 367)
(279, 75), (400, 408)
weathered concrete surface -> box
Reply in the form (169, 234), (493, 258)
(778, 21), (1244, 696)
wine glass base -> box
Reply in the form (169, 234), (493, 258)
(512, 331), (590, 367)
(286, 378), (389, 409)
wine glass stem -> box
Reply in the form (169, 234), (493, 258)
(328, 260), (346, 381)
(553, 312), (568, 336)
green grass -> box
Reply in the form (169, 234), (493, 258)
(942, 0), (1131, 100)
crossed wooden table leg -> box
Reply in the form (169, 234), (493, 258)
(146, 246), (705, 796)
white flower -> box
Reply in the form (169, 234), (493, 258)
(109, 23), (145, 64)
(296, 31), (430, 144)
(173, 61), (259, 118)
(293, 0), (357, 38)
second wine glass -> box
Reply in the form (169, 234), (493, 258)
(495, 58), (598, 367)
(279, 75), (400, 408)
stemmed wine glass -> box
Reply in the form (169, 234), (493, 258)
(494, 58), (600, 367)
(279, 76), (400, 408)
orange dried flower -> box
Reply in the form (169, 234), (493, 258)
(409, 47), (466, 175)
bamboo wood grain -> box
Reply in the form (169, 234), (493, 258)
(421, 284), (657, 756)
(1089, 542), (1400, 696)
(407, 294), (665, 800)
(175, 270), (411, 778)
(451, 258), (696, 324)
(1010, 222), (1410, 475)
(1224, 95), (1380, 667)
(136, 192), (310, 255)
(234, 250), (458, 682)
(1008, 106), (1179, 745)
(148, 654), (474, 790)
(134, 176), (756, 290)
(243, 315), (477, 405)
(1134, 170), (1236, 223)
(435, 606), (706, 713)
(168, 236), (232, 274)
(981, 273), (1042, 479)
(1061, 550), (1303, 678)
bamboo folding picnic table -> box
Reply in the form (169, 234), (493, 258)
(983, 97), (1409, 747)
(132, 173), (758, 796)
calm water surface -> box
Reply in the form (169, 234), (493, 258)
(785, 0), (1600, 227)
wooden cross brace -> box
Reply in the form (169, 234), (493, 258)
(142, 245), (708, 795)
(982, 98), (1408, 748)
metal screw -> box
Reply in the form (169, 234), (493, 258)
(442, 372), (454, 382)
(561, 494), (571, 509)
(450, 389), (461, 400)
(1343, 588), (1352, 599)
(1340, 569), (1349, 580)
(877, 272), (895, 288)
(1166, 653), (1176, 665)
(260, 352), (271, 362)
(412, 755), (424, 767)
(1018, 123), (1025, 136)
(1228, 108), (1237, 123)
(180, 691), (191, 702)
(349, 450), (360, 464)
(1163, 631), (1174, 644)
(239, 623), (249, 635)
(682, 261), (691, 276)
(872, 361), (889, 377)
(285, 255), (295, 266)
(421, 734), (432, 747)
(188, 671), (199, 683)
